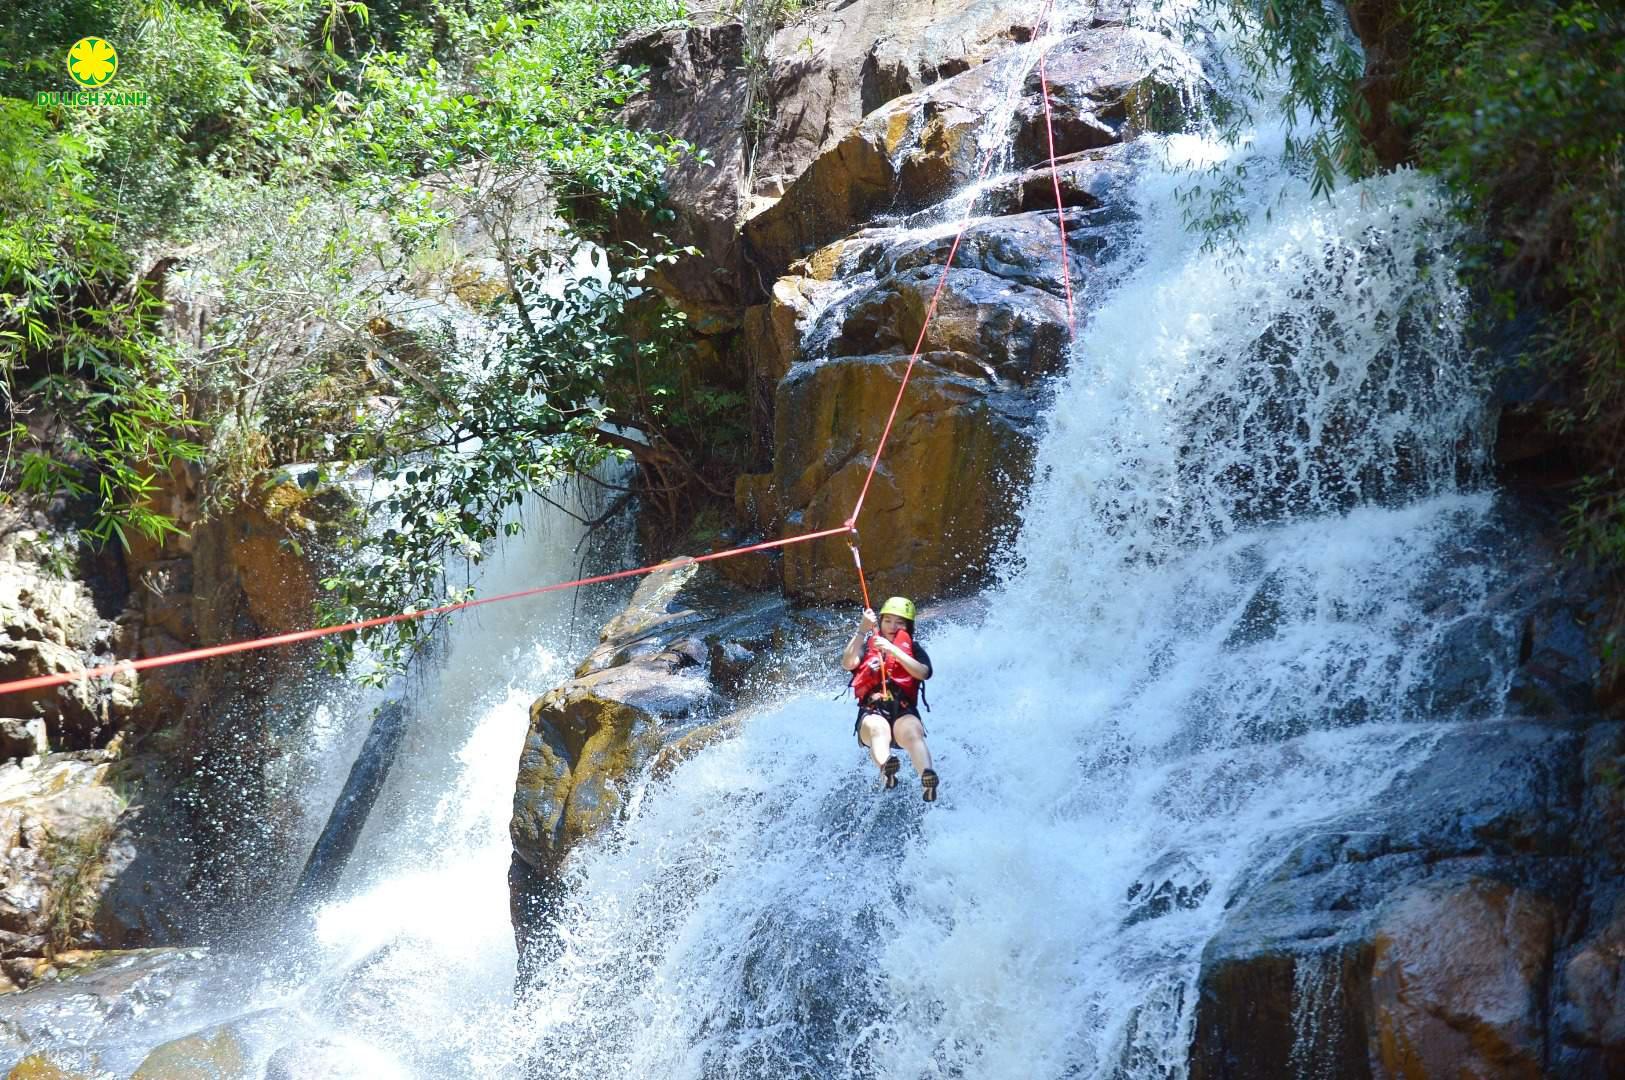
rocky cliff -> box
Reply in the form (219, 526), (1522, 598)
(0, 467), (349, 992)
(508, 2), (1625, 1077)
(507, 0), (1177, 966)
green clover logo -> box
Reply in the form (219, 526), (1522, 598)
(67, 38), (118, 89)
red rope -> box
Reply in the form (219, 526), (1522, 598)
(1037, 6), (1077, 333)
(848, 539), (873, 612)
(849, 0), (1068, 525)
(0, 524), (853, 698)
(1, 9), (1080, 704)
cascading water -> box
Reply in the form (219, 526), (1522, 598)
(472, 11), (1513, 1080)
(0, 478), (633, 1076)
(1, 4), (1526, 1077)
(253, 477), (637, 1074)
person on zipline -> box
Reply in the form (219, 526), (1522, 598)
(841, 596), (938, 801)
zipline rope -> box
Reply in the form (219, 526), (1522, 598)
(1037, 1), (1078, 333)
(0, 12), (1078, 702)
(845, 0), (1072, 522)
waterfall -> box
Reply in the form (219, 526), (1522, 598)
(1, 4), (1522, 1077)
(246, 477), (636, 1076)
(478, 13), (1507, 1080)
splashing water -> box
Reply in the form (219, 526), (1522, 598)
(248, 478), (637, 1077)
(10, 3), (1520, 1076)
(482, 25), (1509, 1080)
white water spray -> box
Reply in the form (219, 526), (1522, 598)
(476, 11), (1511, 1080)
(9, 4), (1520, 1076)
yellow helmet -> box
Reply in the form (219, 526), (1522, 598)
(879, 596), (916, 621)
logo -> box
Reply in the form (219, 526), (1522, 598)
(38, 38), (146, 107)
(67, 37), (118, 88)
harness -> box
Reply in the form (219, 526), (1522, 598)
(848, 628), (930, 716)
(851, 628), (917, 704)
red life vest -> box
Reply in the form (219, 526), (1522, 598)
(851, 629), (920, 705)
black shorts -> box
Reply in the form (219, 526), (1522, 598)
(854, 697), (924, 743)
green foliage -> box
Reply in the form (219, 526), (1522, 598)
(2, 0), (731, 680)
(318, 239), (714, 676)
(0, 99), (204, 546)
(1395, 0), (1623, 395)
(1403, 6), (1623, 669)
(1147, 0), (1373, 247)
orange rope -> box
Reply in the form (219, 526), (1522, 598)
(1, 6), (1081, 704)
(0, 524), (853, 698)
(1037, 2), (1077, 333)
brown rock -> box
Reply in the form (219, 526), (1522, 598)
(131, 1026), (249, 1079)
(744, 26), (1169, 279)
(120, 459), (201, 578)
(0, 752), (190, 963)
(774, 354), (1037, 600)
(1370, 879), (1556, 1079)
(613, 22), (749, 327)
(511, 686), (666, 878)
(1346, 0), (1415, 168)
(0, 719), (47, 761)
(511, 564), (721, 879)
(743, 275), (834, 385)
(832, 264), (1071, 383)
(751, 0), (1067, 197)
(6, 1055), (88, 1079)
(1560, 895), (1625, 1055)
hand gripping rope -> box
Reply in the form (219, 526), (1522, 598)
(0, 7), (1079, 703)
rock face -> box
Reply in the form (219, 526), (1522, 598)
(742, 25), (1165, 280)
(1186, 715), (1625, 1079)
(508, 561), (844, 972)
(1176, 514), (1625, 1080)
(754, 170), (1136, 598)
(771, 354), (1040, 599)
(610, 0), (1189, 601)
(0, 468), (353, 981)
(0, 526), (131, 754)
(1369, 881), (1555, 1078)
(614, 22), (750, 330)
(0, 752), (192, 983)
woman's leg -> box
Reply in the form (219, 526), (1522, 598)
(858, 712), (893, 769)
(891, 714), (933, 775)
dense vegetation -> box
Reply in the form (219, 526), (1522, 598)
(4, 0), (1621, 679)
(0, 0), (751, 673)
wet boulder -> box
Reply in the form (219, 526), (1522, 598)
(829, 265), (1071, 383)
(1549, 723), (1625, 1077)
(510, 563), (841, 961)
(770, 354), (1040, 601)
(1189, 722), (1585, 1079)
(130, 1026), (248, 1079)
(1369, 880), (1557, 1078)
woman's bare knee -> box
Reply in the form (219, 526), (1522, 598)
(859, 714), (891, 747)
(892, 715), (925, 745)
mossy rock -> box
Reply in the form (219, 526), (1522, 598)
(512, 687), (664, 874)
(6, 1055), (91, 1080)
(131, 1027), (248, 1079)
